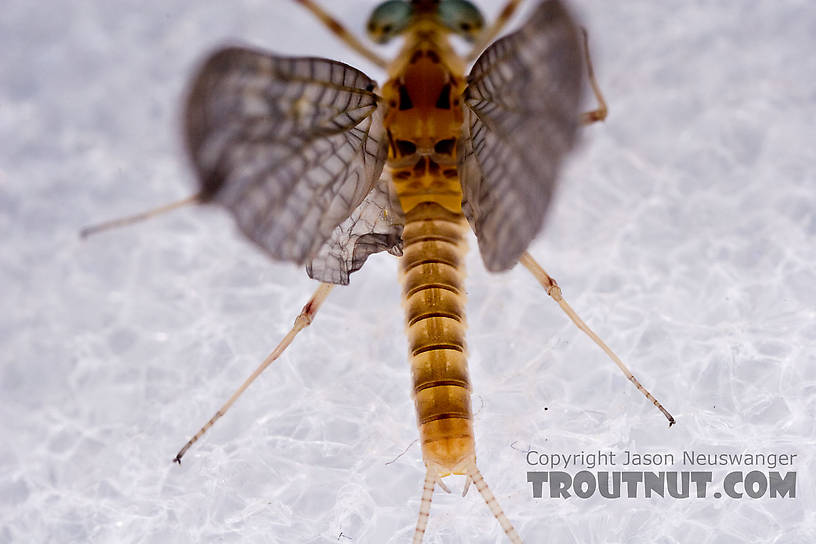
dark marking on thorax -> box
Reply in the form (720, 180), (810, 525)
(400, 49), (453, 113)
(383, 41), (467, 214)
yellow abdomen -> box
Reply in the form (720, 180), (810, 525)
(384, 27), (474, 475)
(399, 202), (473, 473)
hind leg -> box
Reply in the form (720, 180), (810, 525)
(173, 283), (336, 463)
(519, 252), (675, 426)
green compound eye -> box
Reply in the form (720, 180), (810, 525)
(367, 1), (414, 44)
(438, 0), (484, 42)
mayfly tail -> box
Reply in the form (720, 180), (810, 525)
(468, 464), (523, 544)
(79, 193), (202, 239)
(173, 282), (334, 464)
(519, 252), (676, 426)
(412, 471), (436, 544)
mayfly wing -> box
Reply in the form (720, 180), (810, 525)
(307, 175), (404, 284)
(184, 46), (396, 283)
(458, 0), (584, 271)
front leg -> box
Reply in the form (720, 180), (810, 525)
(465, 0), (525, 63)
(293, 0), (388, 69)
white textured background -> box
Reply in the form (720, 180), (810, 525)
(1, 1), (815, 543)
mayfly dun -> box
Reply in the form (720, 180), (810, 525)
(83, 1), (675, 541)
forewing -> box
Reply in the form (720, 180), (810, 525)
(459, 0), (584, 271)
(307, 175), (404, 285)
(185, 47), (389, 277)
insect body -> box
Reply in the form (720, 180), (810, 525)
(84, 1), (674, 541)
(378, 5), (584, 540)
(182, 4), (580, 538)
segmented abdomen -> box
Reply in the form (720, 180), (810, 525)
(399, 201), (475, 472)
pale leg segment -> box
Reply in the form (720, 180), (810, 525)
(465, 0), (524, 63)
(293, 0), (388, 69)
(519, 253), (675, 426)
(579, 28), (608, 126)
(79, 193), (201, 239)
(173, 282), (335, 463)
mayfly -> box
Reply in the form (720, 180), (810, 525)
(83, 0), (675, 541)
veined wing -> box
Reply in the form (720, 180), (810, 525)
(307, 175), (404, 284)
(458, 0), (584, 271)
(185, 46), (397, 283)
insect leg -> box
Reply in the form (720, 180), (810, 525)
(292, 0), (388, 69)
(579, 28), (608, 126)
(79, 193), (201, 239)
(412, 471), (436, 544)
(519, 252), (676, 426)
(465, 0), (524, 63)
(467, 463), (523, 544)
(173, 282), (335, 464)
